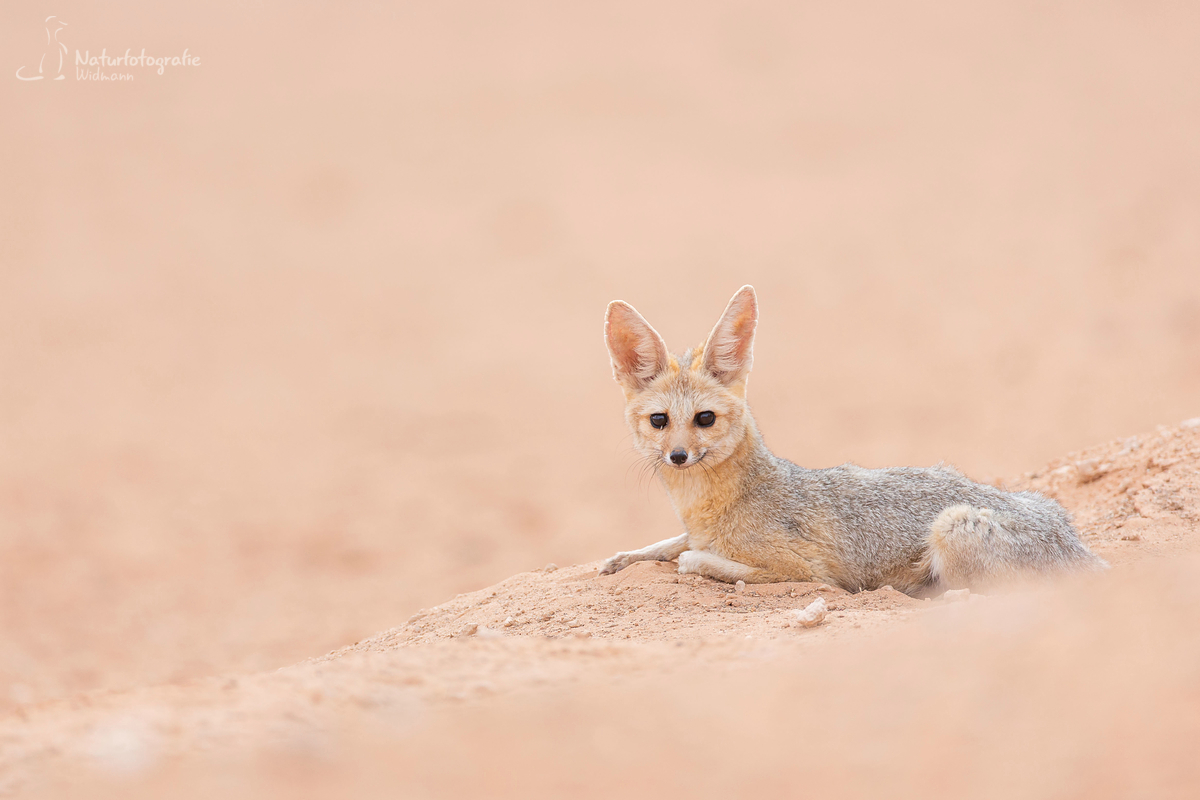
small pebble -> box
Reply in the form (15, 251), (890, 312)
(462, 623), (479, 636)
(942, 589), (970, 602)
(785, 596), (828, 628)
(735, 580), (746, 593)
(502, 617), (515, 627)
(544, 563), (558, 573)
(1074, 458), (1111, 483)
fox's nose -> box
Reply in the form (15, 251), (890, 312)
(669, 449), (688, 465)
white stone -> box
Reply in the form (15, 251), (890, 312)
(787, 596), (828, 628)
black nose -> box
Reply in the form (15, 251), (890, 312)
(669, 449), (688, 465)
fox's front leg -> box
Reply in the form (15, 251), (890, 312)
(676, 550), (782, 583)
(599, 534), (689, 576)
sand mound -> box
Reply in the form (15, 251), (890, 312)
(1015, 417), (1200, 563)
(375, 560), (916, 646)
(3, 421), (1199, 798)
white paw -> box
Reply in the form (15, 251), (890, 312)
(676, 550), (703, 575)
(599, 552), (634, 576)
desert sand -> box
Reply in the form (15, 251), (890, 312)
(2, 420), (1199, 797)
(2, 0), (1199, 796)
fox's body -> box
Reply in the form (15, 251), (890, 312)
(600, 286), (1105, 595)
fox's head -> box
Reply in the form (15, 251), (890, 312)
(604, 285), (758, 472)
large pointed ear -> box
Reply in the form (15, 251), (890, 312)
(605, 300), (670, 392)
(702, 285), (758, 385)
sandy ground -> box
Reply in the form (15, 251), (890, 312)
(2, 0), (1199, 796)
(2, 420), (1199, 797)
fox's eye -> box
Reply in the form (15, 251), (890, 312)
(695, 411), (715, 427)
(649, 413), (668, 429)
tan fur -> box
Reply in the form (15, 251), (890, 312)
(600, 286), (1106, 595)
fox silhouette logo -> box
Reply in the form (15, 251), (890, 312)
(16, 16), (69, 82)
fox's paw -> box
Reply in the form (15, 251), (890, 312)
(676, 550), (703, 575)
(599, 552), (635, 576)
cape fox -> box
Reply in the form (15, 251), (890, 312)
(600, 285), (1106, 595)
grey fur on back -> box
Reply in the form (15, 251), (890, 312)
(768, 457), (1096, 592)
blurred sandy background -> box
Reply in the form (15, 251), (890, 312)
(2, 0), (1198, 712)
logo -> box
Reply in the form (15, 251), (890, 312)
(16, 15), (68, 81)
(15, 15), (201, 83)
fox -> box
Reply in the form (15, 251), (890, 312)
(599, 285), (1106, 595)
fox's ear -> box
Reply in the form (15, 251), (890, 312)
(702, 285), (758, 386)
(605, 300), (670, 392)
